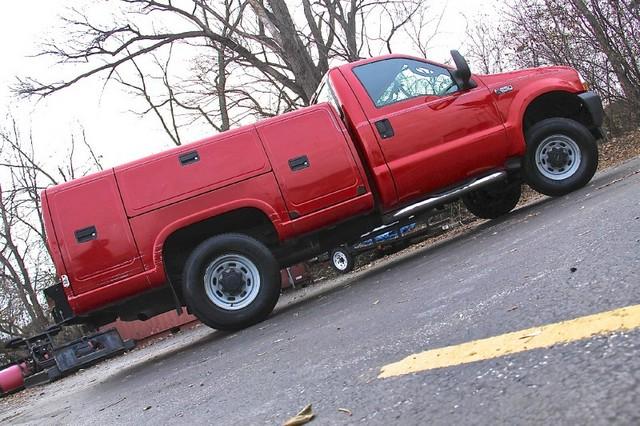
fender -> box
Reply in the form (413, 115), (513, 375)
(150, 200), (284, 279)
(503, 77), (584, 156)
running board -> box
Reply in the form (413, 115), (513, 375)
(385, 171), (508, 223)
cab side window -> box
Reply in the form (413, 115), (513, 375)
(311, 78), (344, 119)
(353, 58), (458, 107)
(313, 80), (333, 104)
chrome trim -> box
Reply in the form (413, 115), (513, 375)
(495, 85), (513, 95)
(390, 171), (508, 220)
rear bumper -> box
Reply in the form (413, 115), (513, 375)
(579, 91), (604, 128)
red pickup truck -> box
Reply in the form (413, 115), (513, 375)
(42, 51), (603, 330)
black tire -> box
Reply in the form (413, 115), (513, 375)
(462, 181), (522, 219)
(330, 247), (355, 274)
(523, 118), (598, 196)
(182, 233), (281, 331)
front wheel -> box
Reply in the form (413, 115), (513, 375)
(182, 233), (281, 331)
(523, 118), (598, 196)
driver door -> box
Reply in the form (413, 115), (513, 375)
(352, 58), (509, 203)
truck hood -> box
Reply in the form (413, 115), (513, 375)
(477, 65), (577, 87)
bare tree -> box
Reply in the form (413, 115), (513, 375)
(569, 0), (640, 109)
(15, 0), (433, 145)
(465, 0), (640, 134)
(464, 13), (510, 74)
(0, 118), (103, 338)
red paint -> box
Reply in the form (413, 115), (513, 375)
(44, 171), (144, 294)
(41, 53), (587, 320)
(349, 73), (509, 202)
(331, 69), (399, 207)
(256, 106), (367, 217)
(116, 127), (271, 217)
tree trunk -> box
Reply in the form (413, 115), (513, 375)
(570, 0), (640, 109)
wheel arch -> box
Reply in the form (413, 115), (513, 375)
(503, 80), (591, 154)
(521, 91), (596, 137)
(158, 204), (281, 299)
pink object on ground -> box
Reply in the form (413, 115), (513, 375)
(0, 364), (26, 394)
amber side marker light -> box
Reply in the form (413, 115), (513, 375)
(578, 72), (589, 91)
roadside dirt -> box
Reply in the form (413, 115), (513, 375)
(598, 129), (640, 169)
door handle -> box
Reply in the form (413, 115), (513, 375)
(75, 226), (97, 243)
(179, 150), (200, 166)
(288, 155), (310, 171)
(375, 119), (394, 139)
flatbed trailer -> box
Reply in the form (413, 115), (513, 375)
(328, 208), (454, 273)
(1, 327), (134, 394)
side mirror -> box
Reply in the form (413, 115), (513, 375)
(450, 50), (477, 90)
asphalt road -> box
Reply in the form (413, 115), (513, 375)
(2, 157), (640, 425)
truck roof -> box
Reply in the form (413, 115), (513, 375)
(334, 53), (453, 72)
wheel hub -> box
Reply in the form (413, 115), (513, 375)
(203, 254), (261, 311)
(534, 134), (582, 181)
(547, 147), (569, 168)
(333, 252), (347, 270)
(219, 269), (245, 295)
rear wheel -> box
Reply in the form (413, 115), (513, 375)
(462, 181), (521, 219)
(523, 118), (598, 196)
(182, 233), (280, 331)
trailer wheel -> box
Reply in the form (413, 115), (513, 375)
(462, 181), (521, 219)
(182, 233), (281, 331)
(330, 247), (355, 274)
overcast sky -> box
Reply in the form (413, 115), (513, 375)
(0, 0), (497, 169)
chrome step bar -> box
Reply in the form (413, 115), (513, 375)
(387, 171), (508, 222)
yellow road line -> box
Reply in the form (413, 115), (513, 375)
(379, 304), (640, 379)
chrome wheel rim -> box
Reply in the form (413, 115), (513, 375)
(203, 254), (260, 310)
(332, 251), (349, 271)
(535, 134), (582, 180)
